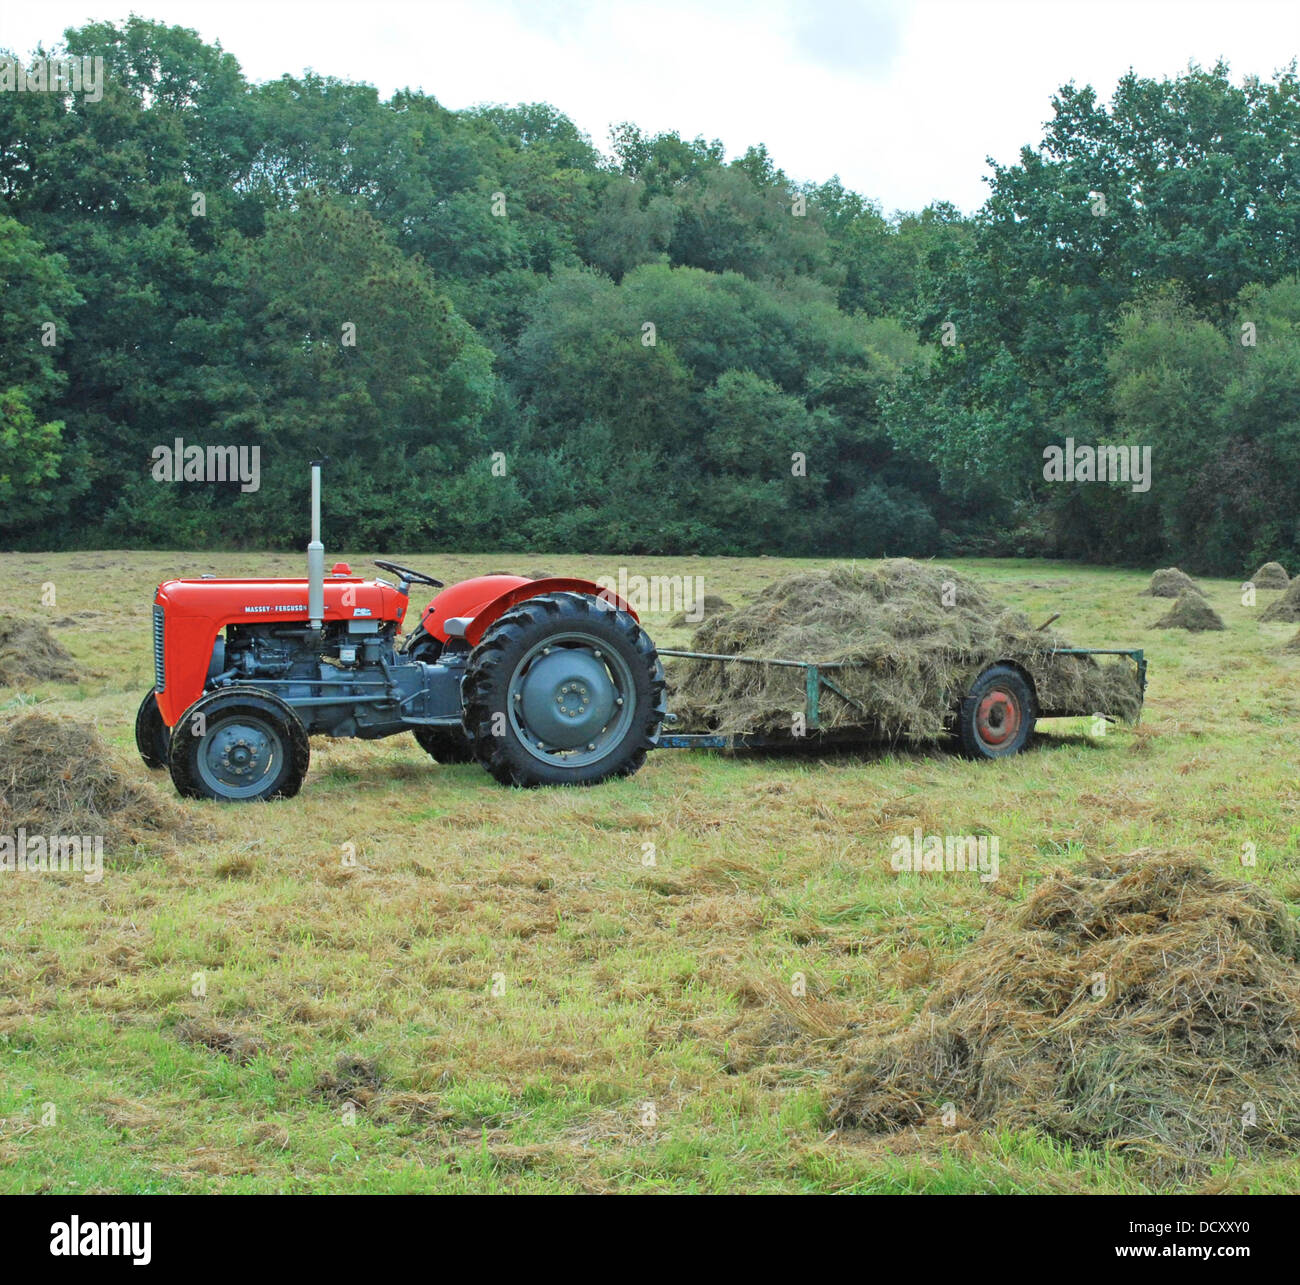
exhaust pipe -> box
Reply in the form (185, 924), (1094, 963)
(307, 459), (325, 628)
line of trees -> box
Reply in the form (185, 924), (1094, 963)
(1, 17), (1297, 572)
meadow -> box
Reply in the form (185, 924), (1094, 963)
(1, 548), (1297, 1193)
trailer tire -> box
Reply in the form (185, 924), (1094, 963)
(463, 592), (665, 787)
(169, 689), (310, 801)
(135, 689), (171, 770)
(957, 664), (1036, 759)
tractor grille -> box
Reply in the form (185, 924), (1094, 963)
(152, 605), (166, 692)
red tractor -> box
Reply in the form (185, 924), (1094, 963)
(137, 463), (666, 801)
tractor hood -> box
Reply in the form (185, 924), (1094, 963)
(155, 575), (408, 627)
(151, 575), (409, 726)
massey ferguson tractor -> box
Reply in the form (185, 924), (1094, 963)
(137, 462), (666, 801)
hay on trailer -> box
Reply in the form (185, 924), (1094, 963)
(667, 561), (1142, 738)
(668, 594), (732, 628)
(0, 618), (81, 687)
(0, 713), (195, 854)
(828, 854), (1300, 1184)
(1250, 562), (1290, 590)
(1261, 579), (1300, 623)
(1140, 567), (1205, 599)
(1151, 592), (1225, 632)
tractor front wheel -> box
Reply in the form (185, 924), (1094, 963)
(956, 664), (1036, 759)
(463, 592), (665, 787)
(134, 689), (171, 770)
(168, 690), (310, 802)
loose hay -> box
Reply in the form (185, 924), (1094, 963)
(1250, 562), (1290, 590)
(0, 618), (81, 686)
(828, 854), (1300, 1184)
(1140, 567), (1206, 599)
(668, 594), (733, 628)
(0, 713), (195, 854)
(668, 561), (1142, 737)
(1261, 579), (1300, 623)
(1151, 593), (1226, 632)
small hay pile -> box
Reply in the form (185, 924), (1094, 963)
(1283, 630), (1300, 653)
(1151, 592), (1226, 632)
(668, 561), (1142, 738)
(0, 713), (194, 854)
(1261, 578), (1300, 623)
(1250, 561), (1290, 590)
(668, 594), (732, 628)
(0, 618), (81, 687)
(1140, 567), (1205, 599)
(829, 854), (1300, 1184)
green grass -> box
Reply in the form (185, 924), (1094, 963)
(0, 549), (1297, 1192)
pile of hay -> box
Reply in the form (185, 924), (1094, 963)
(0, 713), (193, 854)
(1140, 568), (1205, 599)
(1261, 579), (1300, 623)
(829, 855), (1300, 1184)
(667, 561), (1143, 738)
(1151, 593), (1226, 632)
(0, 618), (81, 687)
(1283, 630), (1300, 653)
(1250, 562), (1290, 590)
(668, 594), (732, 628)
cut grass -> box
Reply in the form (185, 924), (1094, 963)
(0, 550), (1297, 1193)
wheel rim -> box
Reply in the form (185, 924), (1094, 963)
(195, 713), (284, 799)
(508, 631), (636, 768)
(975, 688), (1021, 748)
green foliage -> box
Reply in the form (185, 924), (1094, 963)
(4, 19), (1298, 566)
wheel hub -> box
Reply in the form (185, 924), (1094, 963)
(976, 690), (1020, 746)
(205, 720), (275, 786)
(518, 648), (617, 750)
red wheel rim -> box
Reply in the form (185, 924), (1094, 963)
(976, 689), (1020, 747)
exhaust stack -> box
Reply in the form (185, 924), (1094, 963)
(307, 459), (325, 628)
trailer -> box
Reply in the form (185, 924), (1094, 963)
(655, 645), (1147, 758)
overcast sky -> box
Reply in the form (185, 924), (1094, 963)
(3, 0), (1298, 214)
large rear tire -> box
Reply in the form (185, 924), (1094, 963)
(135, 689), (171, 770)
(957, 664), (1036, 759)
(168, 689), (310, 801)
(463, 592), (665, 787)
(412, 725), (475, 764)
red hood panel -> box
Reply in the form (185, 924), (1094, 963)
(156, 576), (407, 625)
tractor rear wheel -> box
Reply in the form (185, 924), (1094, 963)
(412, 725), (474, 764)
(463, 592), (665, 787)
(135, 689), (171, 770)
(168, 690), (310, 801)
(957, 664), (1036, 759)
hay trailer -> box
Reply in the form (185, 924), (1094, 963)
(656, 646), (1147, 759)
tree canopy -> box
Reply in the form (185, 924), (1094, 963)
(1, 19), (1296, 573)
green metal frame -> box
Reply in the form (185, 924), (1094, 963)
(655, 645), (1147, 749)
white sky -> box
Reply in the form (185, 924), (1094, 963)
(3, 0), (1298, 215)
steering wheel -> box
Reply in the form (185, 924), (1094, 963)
(373, 559), (444, 589)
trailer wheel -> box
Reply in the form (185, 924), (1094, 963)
(134, 689), (171, 770)
(169, 690), (310, 802)
(957, 664), (1036, 759)
(412, 725), (475, 764)
(463, 592), (666, 787)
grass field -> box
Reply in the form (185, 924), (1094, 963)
(1, 549), (1298, 1194)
